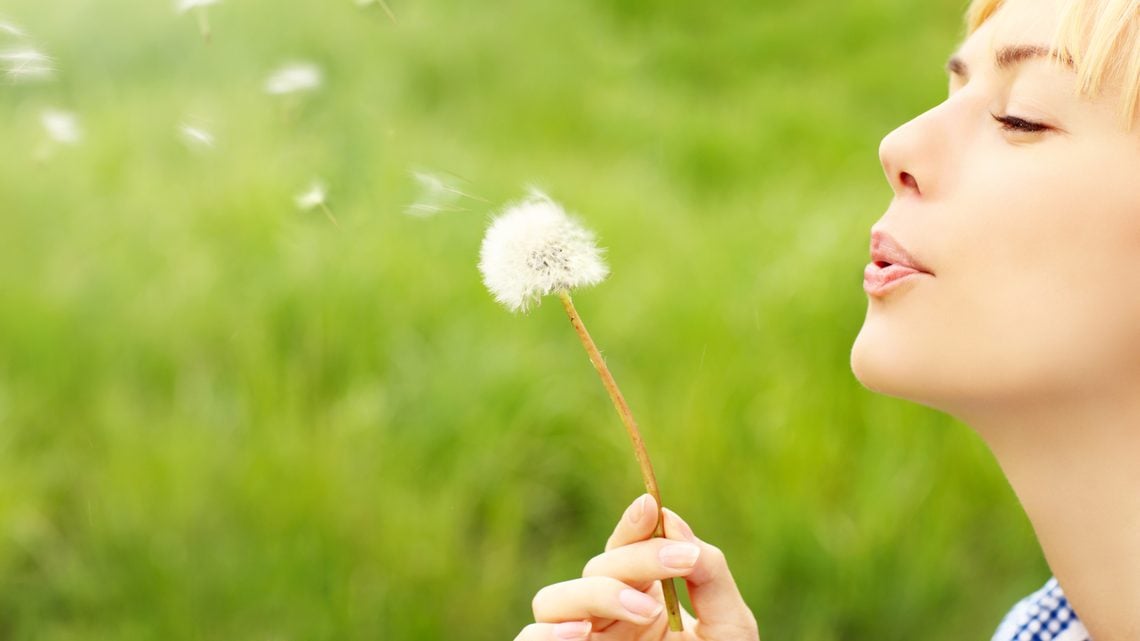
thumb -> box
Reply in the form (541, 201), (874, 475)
(662, 508), (759, 640)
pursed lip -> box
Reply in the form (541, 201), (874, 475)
(869, 229), (933, 274)
(863, 229), (934, 297)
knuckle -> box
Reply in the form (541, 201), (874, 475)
(581, 551), (607, 576)
(530, 586), (552, 618)
(603, 534), (619, 552)
(591, 575), (628, 596)
(513, 623), (543, 641)
(702, 543), (728, 569)
(576, 574), (622, 598)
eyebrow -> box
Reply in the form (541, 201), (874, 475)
(945, 45), (1075, 78)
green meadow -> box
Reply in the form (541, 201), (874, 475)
(1, 0), (1047, 638)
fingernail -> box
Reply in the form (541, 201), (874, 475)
(625, 494), (651, 525)
(553, 620), (591, 640)
(619, 588), (663, 619)
(659, 542), (701, 570)
(662, 507), (696, 542)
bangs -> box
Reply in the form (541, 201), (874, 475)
(966, 0), (1140, 125)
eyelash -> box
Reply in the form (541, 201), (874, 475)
(991, 112), (1050, 133)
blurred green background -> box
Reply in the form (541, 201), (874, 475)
(0, 0), (1048, 639)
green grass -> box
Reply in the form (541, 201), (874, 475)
(0, 0), (1048, 639)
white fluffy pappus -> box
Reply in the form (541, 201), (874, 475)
(2, 47), (53, 81)
(294, 179), (340, 227)
(0, 20), (27, 38)
(41, 109), (81, 144)
(175, 0), (220, 14)
(295, 181), (327, 210)
(404, 169), (484, 218)
(178, 122), (215, 149)
(478, 192), (609, 313)
(264, 62), (322, 95)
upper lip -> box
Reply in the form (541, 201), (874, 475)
(870, 230), (933, 274)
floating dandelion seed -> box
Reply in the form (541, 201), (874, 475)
(295, 180), (339, 227)
(477, 190), (686, 631)
(404, 202), (461, 218)
(176, 0), (220, 12)
(1, 48), (53, 82)
(0, 20), (27, 38)
(403, 170), (487, 218)
(355, 0), (399, 24)
(41, 109), (81, 145)
(1, 49), (47, 62)
(296, 181), (327, 209)
(34, 108), (81, 162)
(264, 62), (322, 96)
(176, 0), (220, 42)
(178, 122), (215, 149)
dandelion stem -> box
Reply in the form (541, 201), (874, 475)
(558, 289), (684, 632)
(196, 7), (212, 42)
(376, 0), (399, 24)
(319, 203), (340, 228)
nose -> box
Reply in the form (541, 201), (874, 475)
(878, 103), (950, 199)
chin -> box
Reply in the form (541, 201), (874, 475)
(849, 313), (947, 407)
(849, 324), (899, 395)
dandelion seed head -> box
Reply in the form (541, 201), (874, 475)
(295, 181), (328, 211)
(176, 0), (220, 13)
(478, 191), (609, 313)
(264, 62), (322, 95)
(41, 109), (81, 144)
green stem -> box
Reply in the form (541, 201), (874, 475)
(196, 7), (211, 42)
(319, 203), (340, 228)
(558, 290), (684, 632)
(376, 0), (399, 24)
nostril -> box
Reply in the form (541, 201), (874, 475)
(900, 171), (920, 193)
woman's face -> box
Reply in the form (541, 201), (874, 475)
(850, 0), (1140, 419)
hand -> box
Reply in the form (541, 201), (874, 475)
(514, 494), (759, 640)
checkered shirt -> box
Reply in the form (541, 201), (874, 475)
(991, 577), (1091, 641)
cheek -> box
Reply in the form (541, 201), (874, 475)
(852, 144), (1140, 408)
(937, 149), (1140, 393)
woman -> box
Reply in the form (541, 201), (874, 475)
(513, 0), (1140, 639)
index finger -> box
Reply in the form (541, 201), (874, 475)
(604, 494), (660, 552)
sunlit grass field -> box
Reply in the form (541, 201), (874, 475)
(0, 1), (1049, 639)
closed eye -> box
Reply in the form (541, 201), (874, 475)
(991, 113), (1050, 133)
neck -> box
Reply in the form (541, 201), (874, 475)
(959, 387), (1140, 641)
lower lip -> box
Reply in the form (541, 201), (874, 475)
(863, 263), (932, 297)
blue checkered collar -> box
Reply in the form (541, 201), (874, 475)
(992, 578), (1091, 641)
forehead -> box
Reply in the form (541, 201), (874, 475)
(958, 0), (1064, 58)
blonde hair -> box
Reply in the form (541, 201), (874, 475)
(966, 0), (1140, 125)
